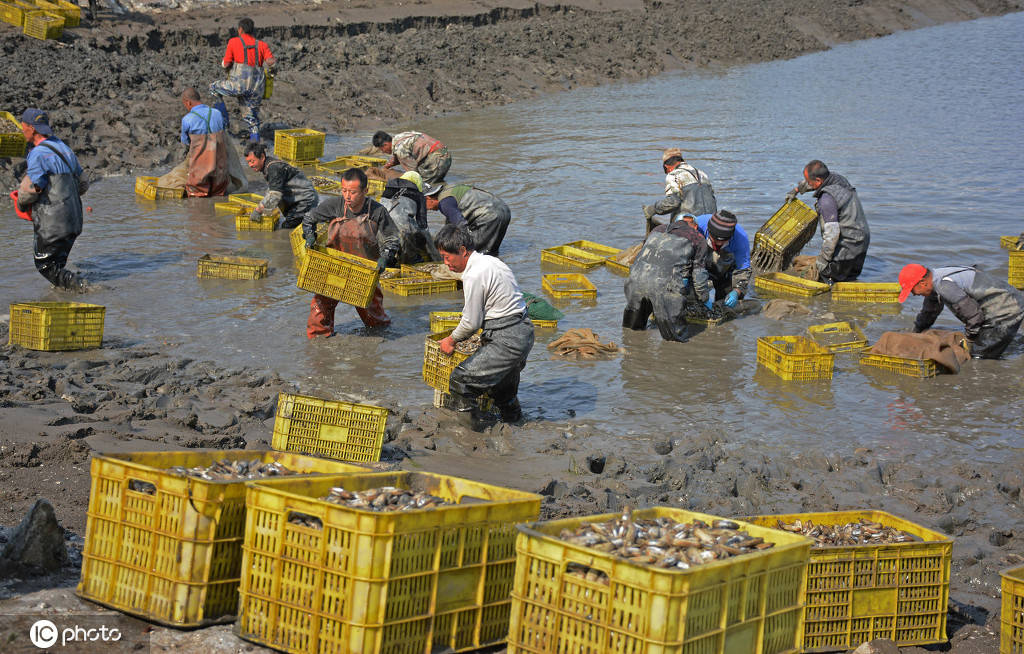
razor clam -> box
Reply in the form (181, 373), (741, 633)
(165, 458), (299, 481)
(320, 486), (453, 513)
(774, 518), (920, 546)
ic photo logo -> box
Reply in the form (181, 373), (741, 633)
(29, 618), (122, 649)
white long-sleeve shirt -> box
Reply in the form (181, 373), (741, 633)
(451, 251), (526, 341)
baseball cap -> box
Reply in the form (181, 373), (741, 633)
(422, 182), (443, 196)
(20, 108), (52, 136)
(661, 147), (682, 163)
(399, 171), (423, 193)
(898, 264), (928, 303)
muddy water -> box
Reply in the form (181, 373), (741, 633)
(3, 15), (1022, 460)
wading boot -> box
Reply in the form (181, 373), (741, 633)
(212, 100), (230, 128)
(448, 393), (486, 432)
(497, 398), (522, 424)
(56, 270), (86, 293)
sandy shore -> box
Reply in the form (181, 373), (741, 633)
(2, 1), (1023, 651)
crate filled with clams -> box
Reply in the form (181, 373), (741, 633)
(235, 471), (541, 654)
(77, 450), (365, 627)
(743, 510), (952, 652)
(507, 507), (813, 654)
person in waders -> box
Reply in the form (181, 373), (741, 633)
(209, 17), (276, 142)
(898, 264), (1024, 359)
(373, 130), (452, 186)
(424, 181), (511, 257)
(244, 142), (318, 229)
(302, 168), (399, 337)
(642, 147), (717, 233)
(434, 224), (534, 429)
(378, 172), (440, 264)
(692, 211), (751, 309)
(12, 109), (87, 291)
(178, 87), (228, 197)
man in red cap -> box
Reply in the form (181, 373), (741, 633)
(898, 263), (1024, 359)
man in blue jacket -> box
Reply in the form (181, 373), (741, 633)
(692, 211), (751, 308)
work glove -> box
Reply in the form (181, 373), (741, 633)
(704, 298), (714, 311)
(304, 230), (317, 249)
(249, 208), (263, 223)
(723, 290), (739, 308)
(784, 187), (799, 203)
(375, 256), (389, 273)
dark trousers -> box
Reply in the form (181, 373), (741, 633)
(34, 233), (78, 287)
(820, 251), (867, 284)
(973, 319), (1022, 359)
(450, 315), (533, 407)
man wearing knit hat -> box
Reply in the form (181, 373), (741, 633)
(642, 148), (717, 233)
(692, 210), (751, 309)
(898, 263), (1024, 359)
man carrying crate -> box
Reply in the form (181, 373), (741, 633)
(785, 160), (870, 283)
(898, 263), (1024, 359)
(209, 17), (276, 143)
(244, 142), (318, 229)
(435, 224), (534, 428)
(303, 168), (399, 336)
(642, 148), (717, 234)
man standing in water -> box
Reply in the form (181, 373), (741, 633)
(642, 148), (717, 233)
(373, 130), (452, 186)
(435, 224), (534, 428)
(244, 143), (319, 229)
(178, 87), (228, 197)
(898, 263), (1024, 359)
(210, 17), (276, 142)
(303, 168), (399, 337)
(13, 109), (87, 291)
(786, 160), (870, 283)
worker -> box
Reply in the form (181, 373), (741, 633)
(424, 182), (510, 256)
(13, 109), (87, 291)
(209, 17), (276, 142)
(786, 160), (870, 283)
(175, 87), (228, 197)
(372, 130), (452, 185)
(303, 168), (399, 337)
(378, 171), (440, 264)
(898, 264), (1024, 359)
(692, 211), (751, 308)
(435, 224), (534, 427)
(622, 220), (711, 342)
(642, 148), (717, 232)
(243, 143), (319, 229)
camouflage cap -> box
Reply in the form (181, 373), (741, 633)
(661, 147), (683, 163)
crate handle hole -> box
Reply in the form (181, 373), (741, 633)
(128, 479), (157, 495)
(287, 511), (323, 530)
(566, 561), (610, 585)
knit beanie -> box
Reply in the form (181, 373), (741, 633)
(708, 212), (736, 240)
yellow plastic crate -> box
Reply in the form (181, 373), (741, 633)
(830, 282), (901, 303)
(423, 330), (470, 393)
(562, 239), (622, 258)
(532, 318), (558, 329)
(235, 209), (277, 231)
(605, 258), (630, 276)
(134, 175), (185, 200)
(0, 1), (32, 26)
(315, 155), (387, 175)
(227, 192), (281, 218)
(541, 245), (606, 270)
(744, 510), (951, 652)
(381, 272), (458, 297)
(751, 199), (818, 262)
(1001, 565), (1024, 654)
(289, 223), (327, 262)
(1010, 251), (1024, 289)
(271, 392), (388, 463)
(1000, 235), (1022, 250)
(274, 128), (325, 162)
(34, 0), (76, 25)
(196, 254), (268, 280)
(755, 272), (831, 298)
(311, 177), (343, 195)
(22, 9), (62, 39)
(296, 246), (380, 308)
(214, 200), (242, 213)
(367, 177), (385, 198)
(807, 321), (868, 353)
(756, 335), (835, 381)
(281, 157), (320, 168)
(77, 449), (365, 627)
(0, 109), (27, 157)
(507, 507), (812, 654)
(8, 301), (104, 351)
(429, 311), (556, 331)
(542, 273), (596, 300)
(859, 352), (938, 378)
(235, 471), (541, 654)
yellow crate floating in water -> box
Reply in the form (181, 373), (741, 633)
(754, 271), (831, 298)
(744, 510), (951, 652)
(134, 175), (185, 201)
(214, 200), (242, 213)
(541, 245), (606, 270)
(196, 254), (268, 280)
(542, 273), (596, 300)
(831, 281), (901, 303)
(381, 271), (458, 297)
(605, 258), (631, 275)
(296, 247), (380, 308)
(22, 9), (62, 39)
(507, 508), (812, 654)
(9, 301), (104, 351)
(859, 352), (938, 378)
(1000, 235), (1021, 250)
(234, 209), (277, 231)
(562, 239), (622, 258)
(235, 471), (541, 654)
(756, 335), (834, 381)
(315, 155), (387, 175)
(274, 128), (324, 162)
(1001, 565), (1024, 654)
(1010, 251), (1024, 289)
(77, 449), (365, 627)
(0, 109), (26, 157)
(807, 321), (868, 352)
(271, 392), (388, 463)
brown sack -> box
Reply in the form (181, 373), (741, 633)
(868, 329), (971, 373)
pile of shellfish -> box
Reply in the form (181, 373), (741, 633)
(558, 508), (774, 571)
(775, 518), (919, 546)
(320, 486), (452, 512)
(166, 459), (296, 481)
(455, 333), (483, 355)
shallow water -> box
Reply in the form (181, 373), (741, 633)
(3, 14), (1022, 460)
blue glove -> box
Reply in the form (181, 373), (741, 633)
(704, 298), (714, 310)
(724, 290), (739, 308)
(249, 208), (262, 223)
